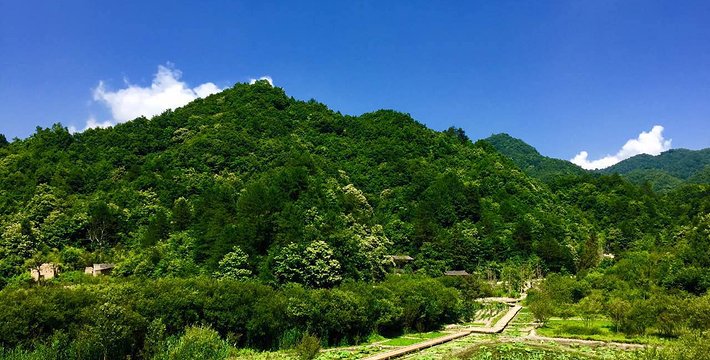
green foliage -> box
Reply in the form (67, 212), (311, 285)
(0, 82), (631, 286)
(602, 148), (710, 180)
(576, 291), (604, 328)
(273, 240), (342, 288)
(216, 246), (252, 280)
(527, 288), (554, 324)
(0, 80), (707, 359)
(159, 326), (230, 360)
(484, 133), (586, 182)
(0, 275), (467, 357)
(294, 333), (320, 360)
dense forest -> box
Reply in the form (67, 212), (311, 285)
(0, 81), (708, 359)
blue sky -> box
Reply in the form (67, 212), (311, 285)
(1, 1), (708, 168)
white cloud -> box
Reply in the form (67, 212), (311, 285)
(86, 65), (221, 128)
(571, 125), (672, 170)
(249, 76), (273, 86)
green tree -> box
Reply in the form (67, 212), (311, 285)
(527, 288), (554, 325)
(163, 326), (229, 360)
(577, 291), (604, 328)
(606, 297), (630, 333)
(578, 232), (602, 271)
(274, 241), (342, 288)
(688, 294), (710, 335)
(216, 246), (252, 280)
(87, 201), (121, 251)
(142, 208), (170, 247)
(171, 197), (193, 231)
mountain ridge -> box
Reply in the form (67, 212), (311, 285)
(483, 133), (709, 191)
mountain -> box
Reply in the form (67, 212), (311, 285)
(1, 81), (709, 358)
(0, 81), (604, 285)
(600, 148), (710, 192)
(484, 133), (586, 182)
(0, 81), (700, 283)
(484, 133), (710, 192)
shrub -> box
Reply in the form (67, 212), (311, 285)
(295, 333), (321, 360)
(162, 326), (229, 360)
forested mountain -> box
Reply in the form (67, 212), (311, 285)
(485, 133), (710, 193)
(0, 81), (709, 359)
(600, 148), (710, 192)
(602, 148), (710, 179)
(484, 133), (586, 182)
(0, 82), (705, 285)
(0, 81), (597, 284)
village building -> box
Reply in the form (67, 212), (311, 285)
(444, 270), (470, 276)
(84, 263), (115, 276)
(386, 255), (413, 274)
(387, 255), (414, 266)
(30, 263), (59, 281)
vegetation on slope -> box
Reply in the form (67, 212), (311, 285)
(484, 133), (586, 182)
(0, 81), (708, 358)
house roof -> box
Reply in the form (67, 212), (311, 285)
(444, 270), (470, 276)
(93, 263), (115, 271)
(388, 255), (414, 261)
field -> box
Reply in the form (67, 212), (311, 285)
(536, 318), (669, 345)
(454, 341), (643, 360)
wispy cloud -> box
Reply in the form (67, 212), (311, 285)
(571, 125), (672, 170)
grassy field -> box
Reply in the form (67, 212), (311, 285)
(537, 318), (668, 345)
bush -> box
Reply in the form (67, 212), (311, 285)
(161, 326), (230, 360)
(0, 275), (466, 356)
(295, 333), (321, 360)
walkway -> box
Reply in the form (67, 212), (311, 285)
(362, 305), (522, 360)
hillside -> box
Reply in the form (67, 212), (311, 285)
(485, 133), (710, 192)
(602, 148), (710, 179)
(1, 82), (709, 359)
(0, 81), (603, 286)
(484, 133), (586, 182)
(599, 148), (710, 191)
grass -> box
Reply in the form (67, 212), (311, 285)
(381, 338), (424, 346)
(537, 318), (667, 345)
(380, 331), (448, 346)
(454, 341), (643, 360)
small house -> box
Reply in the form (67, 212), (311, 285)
(85, 263), (115, 276)
(444, 270), (470, 276)
(387, 255), (414, 266)
(30, 263), (59, 281)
